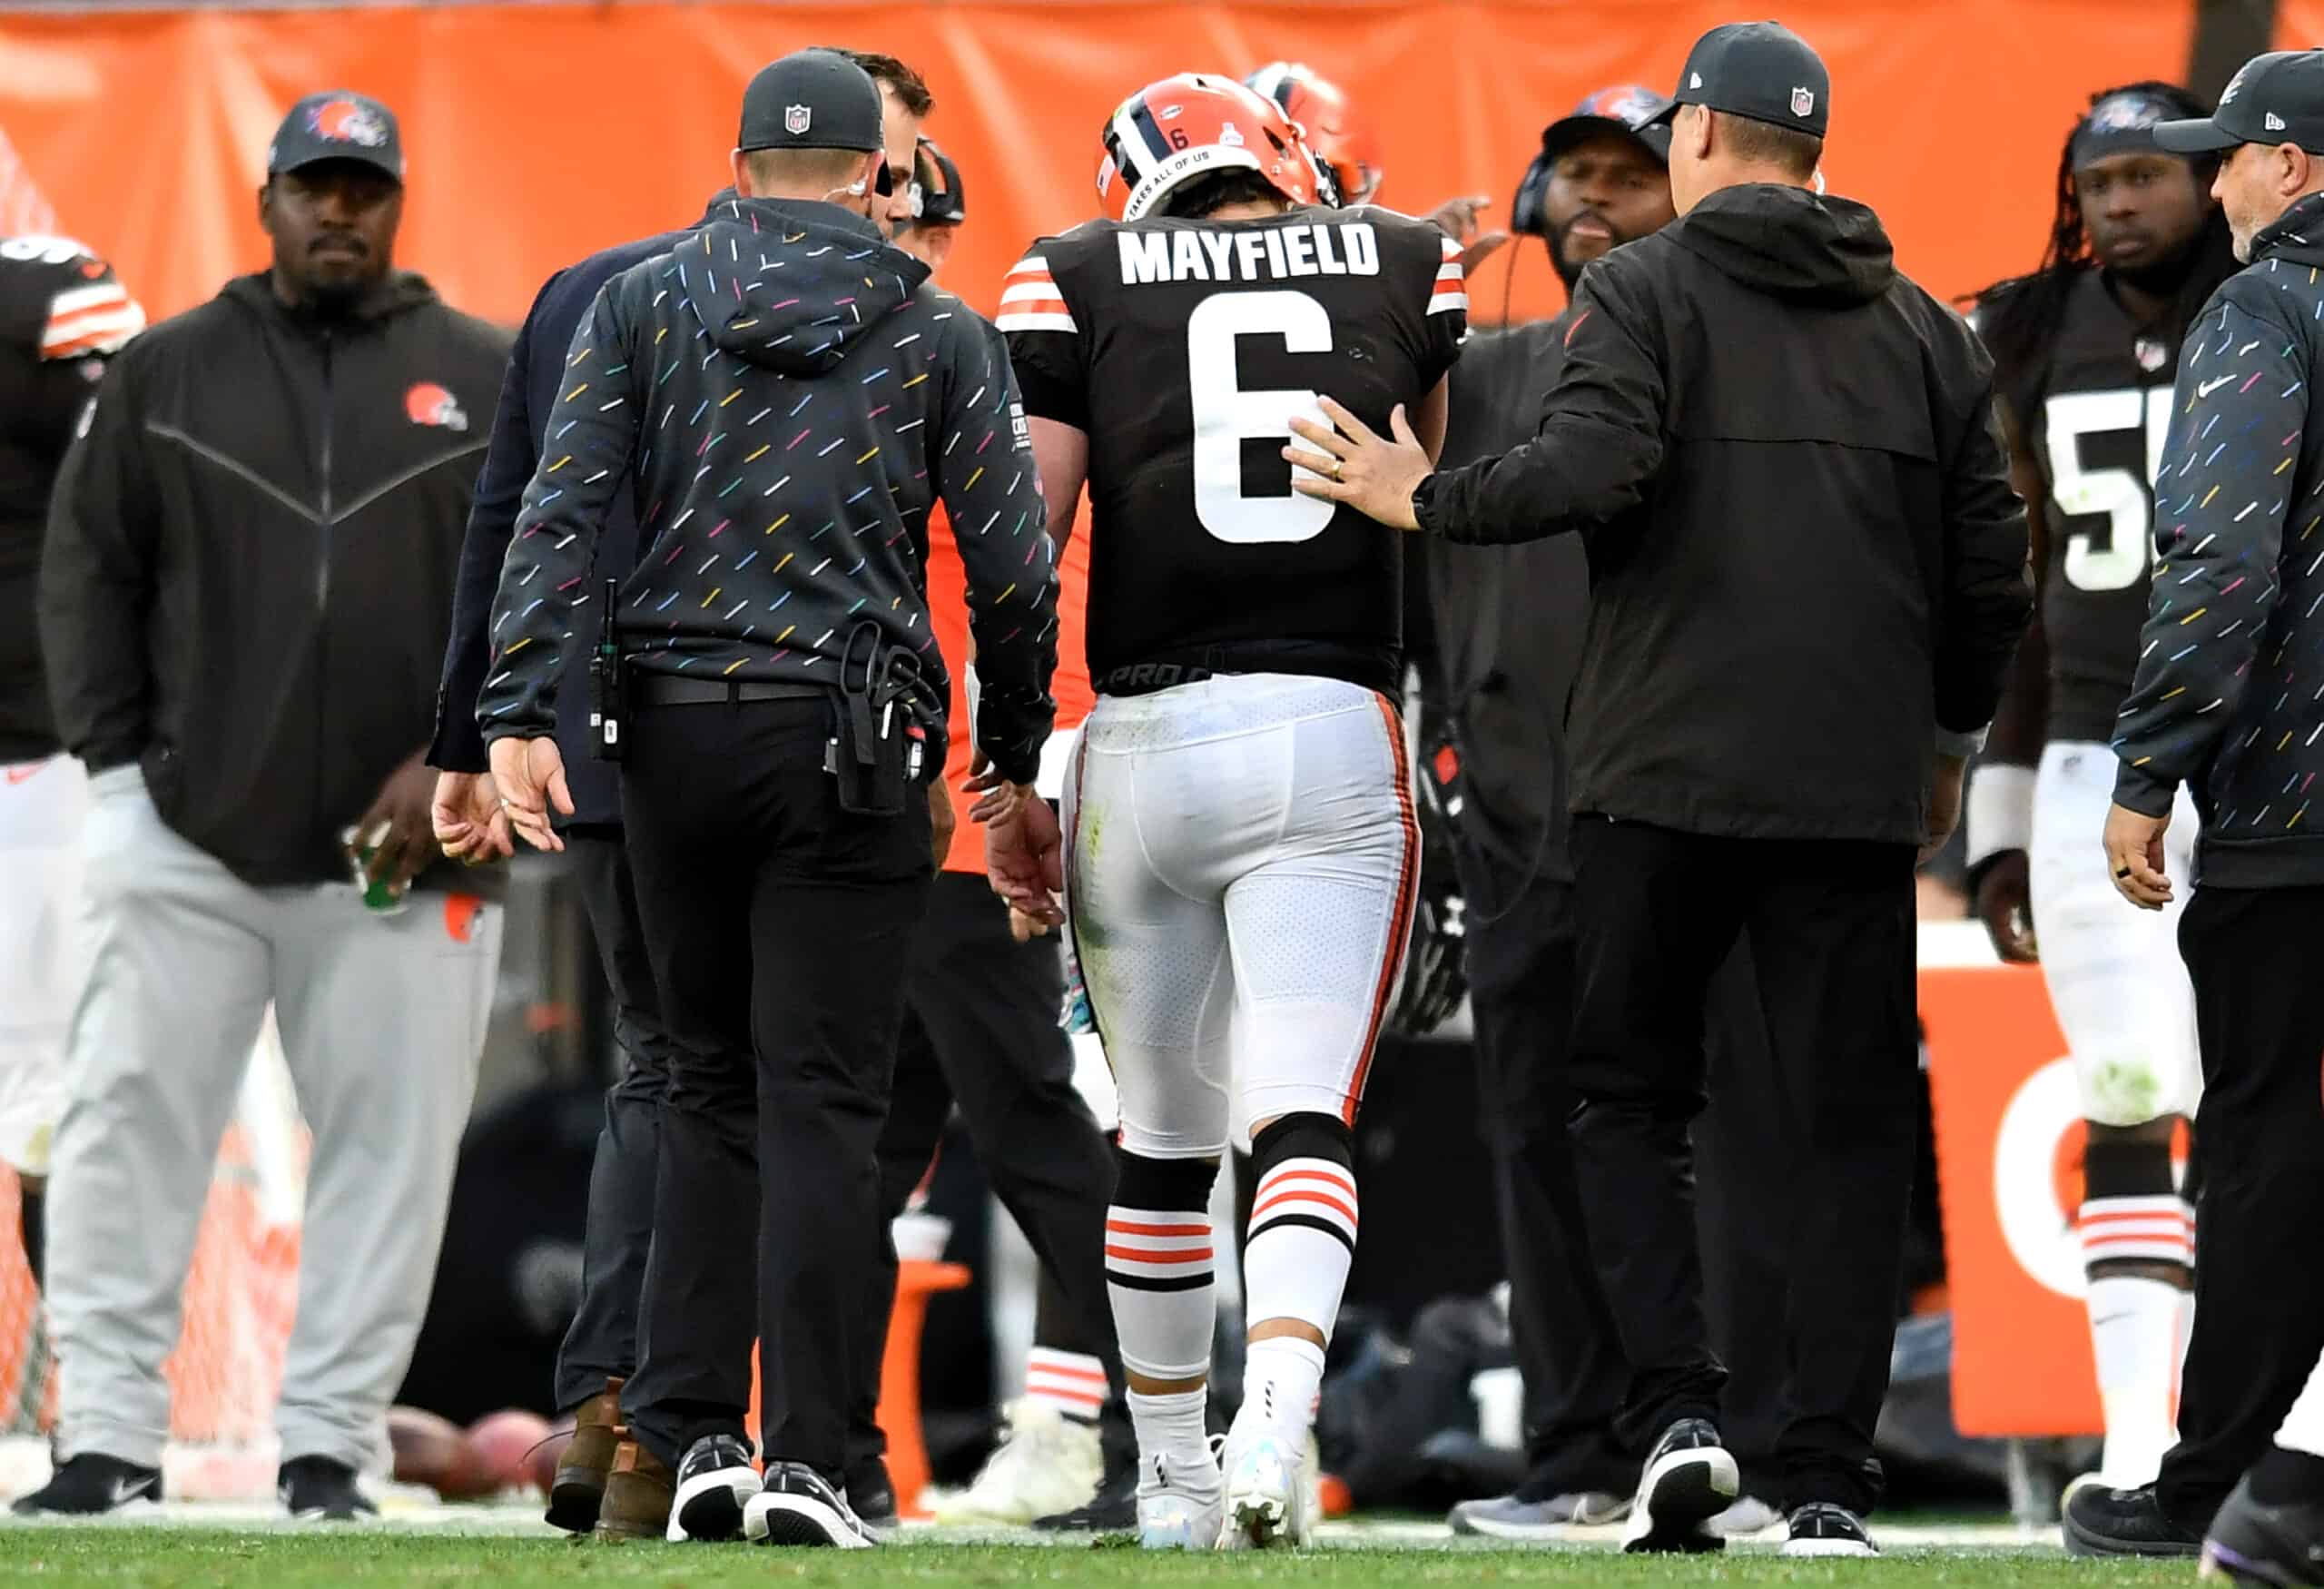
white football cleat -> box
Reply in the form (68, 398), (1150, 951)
(1137, 1448), (1225, 1550)
(931, 1397), (1103, 1526)
(1217, 1431), (1315, 1550)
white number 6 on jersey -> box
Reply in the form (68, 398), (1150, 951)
(1187, 290), (1336, 545)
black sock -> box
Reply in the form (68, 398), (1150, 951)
(2250, 1447), (2324, 1507)
(19, 1187), (43, 1290)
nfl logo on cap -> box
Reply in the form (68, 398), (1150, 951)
(785, 104), (812, 136)
(1791, 86), (1817, 117)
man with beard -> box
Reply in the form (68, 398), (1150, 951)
(23, 91), (508, 1520)
(1423, 86), (1773, 1545)
(1965, 83), (2237, 1497)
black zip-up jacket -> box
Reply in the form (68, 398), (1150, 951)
(476, 196), (1056, 786)
(1414, 183), (2033, 845)
(430, 197), (722, 825)
(42, 271), (509, 884)
(2112, 192), (2324, 887)
(1424, 314), (1591, 884)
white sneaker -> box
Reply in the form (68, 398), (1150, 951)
(666, 1434), (762, 1543)
(931, 1398), (1102, 1526)
(1217, 1430), (1315, 1550)
(1137, 1447), (1225, 1550)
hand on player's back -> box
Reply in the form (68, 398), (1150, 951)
(1285, 397), (1432, 530)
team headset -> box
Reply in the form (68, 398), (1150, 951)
(1497, 119), (1825, 320)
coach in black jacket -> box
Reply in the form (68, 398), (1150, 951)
(478, 52), (1055, 1546)
(24, 92), (510, 1523)
(1296, 25), (2030, 1555)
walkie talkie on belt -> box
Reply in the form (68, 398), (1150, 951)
(588, 577), (625, 762)
(825, 620), (926, 815)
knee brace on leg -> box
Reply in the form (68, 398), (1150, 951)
(1243, 1113), (1358, 1343)
(1106, 1148), (1219, 1383)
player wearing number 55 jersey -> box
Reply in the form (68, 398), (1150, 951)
(991, 72), (1462, 1551)
(1967, 82), (2240, 1491)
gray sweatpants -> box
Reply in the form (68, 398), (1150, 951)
(44, 765), (499, 1471)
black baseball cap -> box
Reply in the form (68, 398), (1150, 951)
(1651, 21), (1830, 140)
(738, 48), (885, 155)
(267, 91), (403, 183)
(1541, 84), (1677, 166)
(917, 137), (966, 225)
(2155, 51), (2324, 155)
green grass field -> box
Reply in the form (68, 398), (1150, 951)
(0, 1533), (2208, 1588)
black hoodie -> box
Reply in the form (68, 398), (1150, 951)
(42, 269), (509, 884)
(477, 196), (1055, 785)
(1414, 183), (2032, 845)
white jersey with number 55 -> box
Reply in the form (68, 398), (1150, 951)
(1000, 207), (1463, 695)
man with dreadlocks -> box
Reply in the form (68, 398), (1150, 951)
(1965, 81), (2239, 1495)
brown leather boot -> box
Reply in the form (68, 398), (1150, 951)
(547, 1377), (625, 1533)
(591, 1438), (675, 1543)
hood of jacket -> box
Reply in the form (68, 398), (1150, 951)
(220, 268), (440, 331)
(683, 196), (931, 376)
(2252, 191), (2324, 271)
(1667, 183), (1896, 307)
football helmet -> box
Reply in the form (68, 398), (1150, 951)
(1245, 62), (1384, 207)
(1097, 72), (1320, 222)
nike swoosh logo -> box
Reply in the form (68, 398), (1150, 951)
(2198, 375), (2236, 398)
(109, 1476), (155, 1506)
(4, 766), (41, 784)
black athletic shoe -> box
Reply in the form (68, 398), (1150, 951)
(2202, 1474), (2324, 1584)
(1620, 1418), (1737, 1554)
(1784, 1502), (1877, 1557)
(279, 1456), (377, 1522)
(845, 1456), (899, 1534)
(1033, 1456), (1137, 1534)
(2064, 1480), (2205, 1558)
(744, 1461), (873, 1548)
(11, 1452), (162, 1515)
(668, 1434), (761, 1543)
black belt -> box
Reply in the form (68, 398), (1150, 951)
(631, 675), (830, 706)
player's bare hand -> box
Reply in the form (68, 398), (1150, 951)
(2103, 802), (2173, 911)
(1009, 906), (1052, 943)
(1920, 753), (1966, 868)
(432, 770), (514, 865)
(353, 750), (443, 890)
(1285, 396), (1430, 531)
(987, 797), (1066, 926)
(488, 735), (574, 854)
(929, 779), (958, 869)
(1973, 850), (2039, 963)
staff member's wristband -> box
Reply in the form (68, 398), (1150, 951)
(1964, 761), (2036, 873)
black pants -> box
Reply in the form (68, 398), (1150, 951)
(2156, 883), (2324, 1532)
(847, 873), (1122, 1470)
(1453, 853), (1632, 1499)
(616, 698), (931, 1478)
(1458, 845), (1795, 1502)
(552, 831), (684, 1414)
(1568, 815), (1916, 1515)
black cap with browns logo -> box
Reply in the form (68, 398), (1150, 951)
(1541, 84), (1677, 167)
(2155, 51), (2324, 156)
(268, 91), (404, 183)
(1649, 20), (1830, 139)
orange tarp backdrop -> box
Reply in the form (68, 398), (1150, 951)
(0, 1), (2198, 329)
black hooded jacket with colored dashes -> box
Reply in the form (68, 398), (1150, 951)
(476, 194), (1057, 785)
